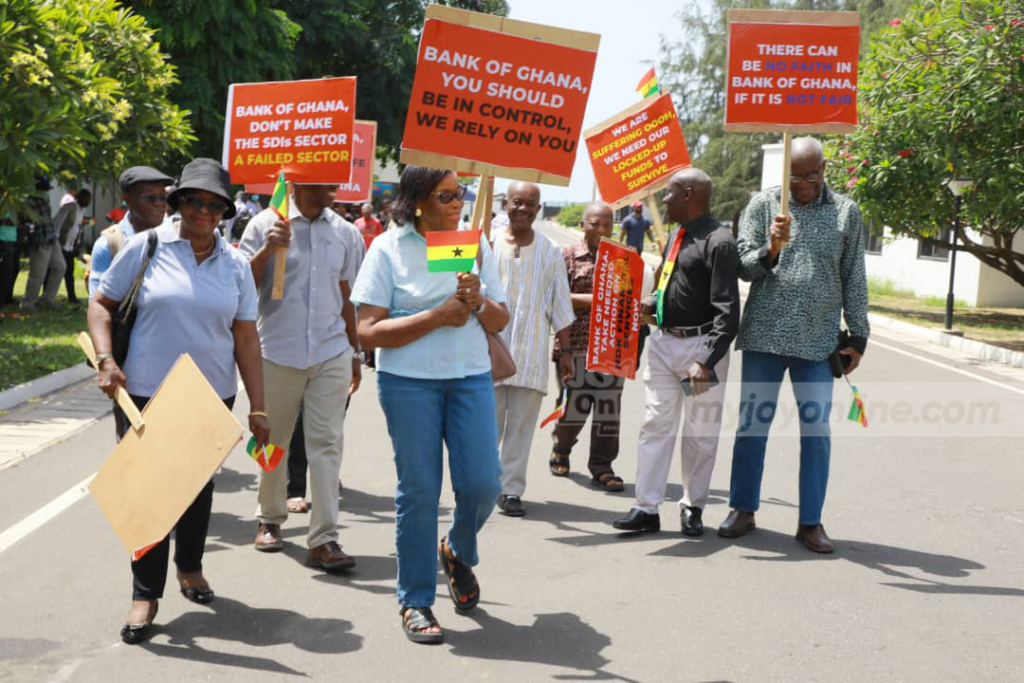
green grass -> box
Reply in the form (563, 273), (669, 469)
(0, 257), (90, 391)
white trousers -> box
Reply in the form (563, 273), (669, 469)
(495, 385), (545, 497)
(634, 328), (730, 514)
(255, 350), (352, 548)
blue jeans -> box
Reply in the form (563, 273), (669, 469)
(377, 371), (502, 608)
(729, 351), (834, 525)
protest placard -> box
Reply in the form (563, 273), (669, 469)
(335, 120), (377, 204)
(89, 354), (244, 555)
(724, 10), (859, 134)
(223, 76), (357, 184)
(584, 93), (691, 209)
(400, 4), (599, 186)
(586, 239), (644, 380)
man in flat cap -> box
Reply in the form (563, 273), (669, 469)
(87, 166), (173, 296)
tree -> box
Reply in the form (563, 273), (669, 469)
(656, 0), (914, 222)
(0, 0), (193, 218)
(828, 0), (1024, 286)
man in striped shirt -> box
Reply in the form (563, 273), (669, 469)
(492, 182), (575, 518)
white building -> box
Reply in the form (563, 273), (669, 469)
(760, 143), (1024, 307)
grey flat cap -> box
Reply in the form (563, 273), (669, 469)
(118, 166), (174, 192)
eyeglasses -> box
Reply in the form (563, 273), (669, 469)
(138, 194), (168, 205)
(431, 186), (467, 205)
(789, 172), (823, 184)
(181, 195), (229, 214)
(509, 197), (540, 210)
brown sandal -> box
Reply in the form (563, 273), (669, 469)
(591, 472), (625, 492)
(549, 452), (570, 477)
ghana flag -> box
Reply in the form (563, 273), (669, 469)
(636, 67), (659, 98)
(268, 169), (288, 221)
(426, 229), (481, 272)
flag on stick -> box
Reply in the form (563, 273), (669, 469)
(636, 67), (659, 97)
(426, 230), (481, 272)
(247, 436), (285, 471)
(268, 170), (289, 299)
(846, 382), (868, 428)
(539, 387), (567, 429)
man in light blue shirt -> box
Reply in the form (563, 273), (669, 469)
(239, 183), (364, 571)
(87, 166), (173, 296)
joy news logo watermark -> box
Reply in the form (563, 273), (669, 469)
(559, 380), (1019, 439)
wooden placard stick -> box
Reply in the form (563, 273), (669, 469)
(272, 246), (287, 300)
(470, 175), (493, 238)
(780, 131), (792, 217)
(644, 195), (667, 250)
(76, 332), (144, 431)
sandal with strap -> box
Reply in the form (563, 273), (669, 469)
(591, 472), (625, 492)
(438, 536), (480, 612)
(401, 606), (443, 644)
(548, 452), (570, 477)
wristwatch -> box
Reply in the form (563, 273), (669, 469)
(95, 352), (113, 366)
(353, 350), (366, 362)
(475, 298), (487, 314)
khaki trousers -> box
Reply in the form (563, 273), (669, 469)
(496, 385), (545, 497)
(255, 350), (352, 548)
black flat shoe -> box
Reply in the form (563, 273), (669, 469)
(680, 506), (704, 537)
(180, 586), (215, 604)
(120, 600), (158, 644)
(497, 494), (525, 517)
(612, 508), (661, 533)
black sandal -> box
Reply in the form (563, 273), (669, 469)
(438, 536), (480, 612)
(401, 606), (443, 644)
(549, 453), (570, 477)
(591, 472), (625, 492)
(178, 572), (215, 604)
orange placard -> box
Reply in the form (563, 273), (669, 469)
(724, 12), (859, 133)
(400, 5), (599, 186)
(584, 93), (691, 208)
(336, 120), (377, 204)
(586, 240), (643, 380)
(223, 77), (357, 184)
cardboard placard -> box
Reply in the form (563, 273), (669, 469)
(584, 93), (691, 209)
(89, 354), (244, 554)
(223, 76), (357, 184)
(724, 9), (859, 133)
(400, 4), (599, 186)
(586, 239), (643, 380)
(335, 120), (377, 204)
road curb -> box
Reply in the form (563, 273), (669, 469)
(0, 363), (95, 413)
(869, 312), (1024, 368)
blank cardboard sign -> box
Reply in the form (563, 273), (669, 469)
(89, 354), (244, 554)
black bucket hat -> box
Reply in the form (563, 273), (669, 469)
(168, 158), (236, 219)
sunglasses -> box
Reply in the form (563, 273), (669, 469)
(181, 195), (229, 214)
(789, 172), (823, 184)
(431, 185), (467, 205)
(138, 194), (168, 205)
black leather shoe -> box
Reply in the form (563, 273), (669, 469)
(718, 509), (756, 538)
(497, 494), (525, 517)
(612, 508), (660, 533)
(680, 506), (704, 536)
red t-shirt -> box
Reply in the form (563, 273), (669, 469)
(355, 216), (383, 250)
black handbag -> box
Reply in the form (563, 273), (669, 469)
(111, 231), (158, 366)
(828, 329), (853, 379)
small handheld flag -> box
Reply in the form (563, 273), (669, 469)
(845, 378), (868, 428)
(426, 230), (481, 272)
(539, 387), (567, 429)
(269, 169), (289, 221)
(247, 436), (285, 471)
(636, 67), (659, 98)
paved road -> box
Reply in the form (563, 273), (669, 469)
(2, 222), (1023, 682)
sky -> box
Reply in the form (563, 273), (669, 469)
(492, 0), (694, 204)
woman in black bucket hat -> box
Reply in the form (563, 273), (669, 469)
(88, 158), (270, 644)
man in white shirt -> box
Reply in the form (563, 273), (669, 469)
(492, 182), (575, 517)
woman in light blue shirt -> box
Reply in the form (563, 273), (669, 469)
(352, 165), (509, 643)
(87, 158), (269, 645)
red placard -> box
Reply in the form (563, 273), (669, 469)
(586, 240), (644, 380)
(401, 5), (599, 186)
(223, 77), (357, 184)
(336, 120), (377, 204)
(725, 17), (859, 132)
(584, 93), (691, 208)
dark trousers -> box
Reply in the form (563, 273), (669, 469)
(0, 242), (17, 305)
(551, 355), (625, 477)
(115, 393), (234, 600)
(286, 409), (307, 499)
(61, 249), (78, 303)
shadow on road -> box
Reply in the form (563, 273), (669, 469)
(142, 596), (362, 676)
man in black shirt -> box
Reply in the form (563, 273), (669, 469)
(613, 168), (739, 536)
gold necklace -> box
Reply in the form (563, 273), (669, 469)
(192, 241), (215, 257)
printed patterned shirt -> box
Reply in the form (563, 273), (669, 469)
(552, 239), (597, 360)
(492, 226), (575, 394)
(736, 184), (870, 361)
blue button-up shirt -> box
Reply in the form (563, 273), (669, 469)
(97, 223), (258, 399)
(238, 201), (364, 370)
(351, 222), (506, 380)
(88, 213), (173, 296)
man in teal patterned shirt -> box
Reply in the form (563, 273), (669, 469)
(718, 137), (869, 553)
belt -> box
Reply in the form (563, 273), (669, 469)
(662, 322), (714, 338)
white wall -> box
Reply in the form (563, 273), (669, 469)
(760, 143), (1024, 308)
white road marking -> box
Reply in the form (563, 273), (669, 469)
(0, 473), (96, 555)
(871, 339), (1024, 397)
